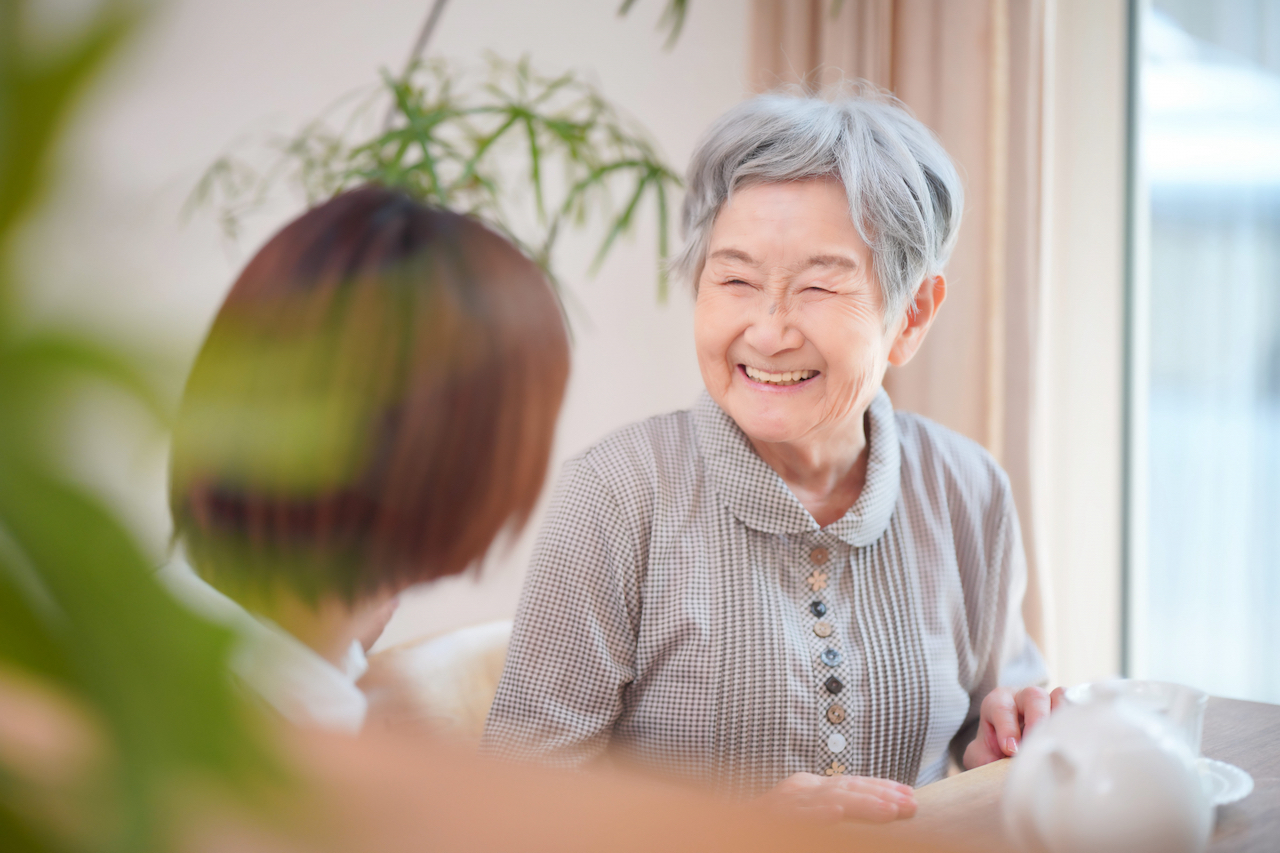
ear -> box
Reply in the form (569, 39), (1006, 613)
(888, 274), (946, 367)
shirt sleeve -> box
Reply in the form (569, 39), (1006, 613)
(948, 475), (1048, 768)
(480, 453), (643, 767)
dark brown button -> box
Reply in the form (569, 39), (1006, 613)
(827, 704), (846, 724)
(824, 675), (844, 695)
(810, 547), (830, 565)
(813, 621), (833, 638)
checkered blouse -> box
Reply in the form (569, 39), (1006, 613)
(481, 389), (1046, 795)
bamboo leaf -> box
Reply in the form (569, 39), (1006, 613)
(658, 0), (690, 48)
(616, 0), (689, 49)
(187, 55), (684, 302)
(591, 171), (651, 274)
(452, 112), (520, 194)
(655, 177), (670, 302)
(523, 113), (546, 221)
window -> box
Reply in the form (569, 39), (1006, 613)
(1129, 0), (1280, 702)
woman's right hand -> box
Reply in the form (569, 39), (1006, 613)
(757, 772), (917, 823)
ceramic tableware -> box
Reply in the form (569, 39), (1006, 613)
(1003, 695), (1212, 853)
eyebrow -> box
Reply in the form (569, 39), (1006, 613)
(804, 254), (858, 271)
(708, 248), (756, 264)
(707, 248), (858, 271)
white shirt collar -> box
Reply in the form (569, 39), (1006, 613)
(159, 559), (368, 734)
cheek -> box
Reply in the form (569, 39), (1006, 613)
(693, 295), (737, 367)
(810, 309), (890, 391)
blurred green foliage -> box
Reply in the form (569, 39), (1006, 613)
(0, 2), (271, 851)
(617, 0), (846, 48)
(190, 55), (683, 300)
(617, 0), (691, 48)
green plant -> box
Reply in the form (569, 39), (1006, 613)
(192, 55), (683, 300)
(617, 0), (846, 49)
(0, 2), (272, 852)
(618, 0), (690, 48)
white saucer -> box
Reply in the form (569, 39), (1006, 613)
(1198, 758), (1254, 806)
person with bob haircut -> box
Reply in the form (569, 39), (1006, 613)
(165, 185), (569, 734)
(483, 88), (1060, 821)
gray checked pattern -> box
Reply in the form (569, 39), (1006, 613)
(481, 389), (1046, 796)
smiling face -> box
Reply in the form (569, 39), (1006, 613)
(694, 178), (909, 452)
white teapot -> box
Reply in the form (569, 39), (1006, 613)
(1003, 692), (1212, 853)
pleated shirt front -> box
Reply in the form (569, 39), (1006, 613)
(481, 389), (1046, 795)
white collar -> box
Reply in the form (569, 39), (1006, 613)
(159, 559), (368, 734)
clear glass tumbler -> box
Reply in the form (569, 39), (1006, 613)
(1064, 679), (1209, 756)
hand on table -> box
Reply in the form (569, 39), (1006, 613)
(963, 685), (1066, 769)
(757, 772), (917, 823)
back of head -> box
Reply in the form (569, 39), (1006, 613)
(674, 86), (963, 319)
(170, 186), (570, 605)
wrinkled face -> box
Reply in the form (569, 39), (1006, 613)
(694, 178), (904, 448)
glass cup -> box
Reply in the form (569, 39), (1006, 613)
(1064, 679), (1209, 756)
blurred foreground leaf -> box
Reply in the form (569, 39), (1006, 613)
(0, 1), (275, 851)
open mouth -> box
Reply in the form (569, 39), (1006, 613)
(741, 365), (820, 387)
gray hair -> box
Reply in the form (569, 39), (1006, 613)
(673, 88), (963, 319)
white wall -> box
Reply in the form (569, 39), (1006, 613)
(22, 0), (748, 647)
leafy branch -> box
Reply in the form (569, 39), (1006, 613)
(190, 55), (683, 301)
(617, 0), (847, 48)
(617, 0), (690, 49)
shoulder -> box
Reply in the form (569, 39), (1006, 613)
(569, 408), (700, 497)
(531, 410), (699, 604)
(894, 409), (1013, 517)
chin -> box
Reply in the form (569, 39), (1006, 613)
(727, 407), (810, 446)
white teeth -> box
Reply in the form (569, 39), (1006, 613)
(744, 366), (817, 386)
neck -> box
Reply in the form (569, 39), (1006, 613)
(248, 589), (395, 669)
(749, 408), (871, 528)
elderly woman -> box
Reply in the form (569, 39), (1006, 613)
(481, 91), (1053, 820)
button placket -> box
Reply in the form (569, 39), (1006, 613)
(802, 538), (849, 771)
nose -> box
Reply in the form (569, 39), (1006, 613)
(742, 293), (804, 356)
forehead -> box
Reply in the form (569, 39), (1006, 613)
(707, 178), (868, 264)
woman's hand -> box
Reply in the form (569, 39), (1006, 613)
(963, 685), (1066, 769)
(757, 772), (917, 823)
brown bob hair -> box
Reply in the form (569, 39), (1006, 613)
(170, 186), (570, 603)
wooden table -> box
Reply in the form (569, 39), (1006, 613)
(896, 697), (1280, 852)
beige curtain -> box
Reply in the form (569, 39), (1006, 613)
(750, 0), (1056, 670)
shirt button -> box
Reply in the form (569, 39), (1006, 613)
(810, 547), (830, 565)
(827, 732), (847, 753)
(824, 676), (844, 695)
(813, 621), (833, 638)
(809, 600), (827, 618)
(827, 704), (846, 724)
(820, 648), (843, 667)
